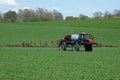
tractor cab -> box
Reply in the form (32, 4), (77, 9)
(79, 32), (93, 39)
(78, 32), (94, 45)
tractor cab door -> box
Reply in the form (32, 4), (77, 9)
(78, 34), (84, 42)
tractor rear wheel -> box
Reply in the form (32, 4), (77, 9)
(59, 42), (66, 51)
(72, 43), (79, 51)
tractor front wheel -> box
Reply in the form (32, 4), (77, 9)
(85, 44), (93, 52)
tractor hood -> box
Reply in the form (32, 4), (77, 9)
(87, 39), (94, 43)
(83, 39), (94, 44)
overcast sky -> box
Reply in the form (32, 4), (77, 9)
(0, 0), (120, 17)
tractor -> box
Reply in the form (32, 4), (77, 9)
(58, 32), (94, 51)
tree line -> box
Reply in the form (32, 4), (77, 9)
(0, 9), (120, 22)
(65, 9), (120, 20)
(0, 8), (63, 22)
(93, 9), (120, 19)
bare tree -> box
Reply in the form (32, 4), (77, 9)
(104, 11), (112, 18)
(93, 11), (103, 19)
(53, 10), (63, 21)
(113, 9), (120, 17)
(16, 9), (24, 22)
(22, 9), (31, 22)
(36, 8), (47, 21)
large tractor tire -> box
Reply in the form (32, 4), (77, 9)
(72, 43), (79, 51)
(85, 44), (93, 52)
(59, 42), (66, 51)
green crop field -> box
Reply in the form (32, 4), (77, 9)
(0, 18), (120, 80)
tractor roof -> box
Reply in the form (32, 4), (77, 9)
(80, 32), (90, 34)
